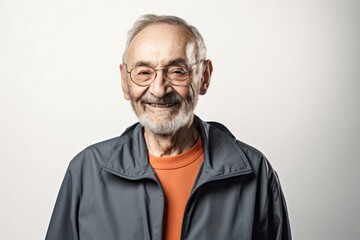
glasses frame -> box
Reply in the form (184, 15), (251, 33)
(123, 60), (205, 87)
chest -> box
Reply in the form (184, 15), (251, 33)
(78, 171), (255, 240)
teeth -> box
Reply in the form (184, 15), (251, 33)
(149, 103), (175, 107)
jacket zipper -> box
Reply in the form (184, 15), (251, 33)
(153, 171), (166, 240)
(180, 169), (253, 240)
(102, 167), (166, 240)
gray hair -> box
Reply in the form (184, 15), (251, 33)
(122, 14), (207, 64)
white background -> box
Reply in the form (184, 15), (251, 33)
(1, 0), (359, 239)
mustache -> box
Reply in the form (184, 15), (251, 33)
(140, 92), (182, 105)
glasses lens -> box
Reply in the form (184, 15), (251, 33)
(131, 66), (156, 85)
(166, 66), (190, 86)
(129, 65), (192, 86)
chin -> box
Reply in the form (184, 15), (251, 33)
(138, 111), (193, 135)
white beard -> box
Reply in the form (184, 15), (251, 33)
(130, 78), (200, 135)
(137, 106), (194, 135)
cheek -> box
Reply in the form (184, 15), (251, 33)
(172, 85), (192, 100)
(128, 86), (148, 102)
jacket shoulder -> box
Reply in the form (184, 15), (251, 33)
(67, 136), (120, 172)
(206, 121), (264, 157)
(68, 124), (139, 171)
(206, 120), (273, 175)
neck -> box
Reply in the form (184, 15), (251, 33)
(144, 123), (199, 157)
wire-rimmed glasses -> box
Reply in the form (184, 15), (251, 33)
(123, 60), (204, 87)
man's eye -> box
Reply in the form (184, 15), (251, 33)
(137, 70), (152, 75)
(168, 67), (187, 75)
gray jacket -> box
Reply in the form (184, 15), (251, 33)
(46, 117), (291, 239)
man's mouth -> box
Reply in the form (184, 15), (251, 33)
(146, 103), (178, 108)
(140, 93), (182, 110)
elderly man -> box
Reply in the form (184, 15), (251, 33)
(46, 14), (291, 240)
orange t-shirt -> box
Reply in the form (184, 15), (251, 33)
(149, 137), (204, 240)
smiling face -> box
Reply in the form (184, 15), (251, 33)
(120, 23), (211, 135)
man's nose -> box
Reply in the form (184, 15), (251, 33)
(148, 70), (172, 98)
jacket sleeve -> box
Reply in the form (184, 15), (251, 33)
(45, 169), (80, 240)
(262, 171), (292, 240)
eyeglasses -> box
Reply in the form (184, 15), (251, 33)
(123, 60), (204, 87)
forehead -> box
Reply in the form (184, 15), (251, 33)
(126, 23), (195, 65)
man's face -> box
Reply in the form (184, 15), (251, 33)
(120, 23), (209, 135)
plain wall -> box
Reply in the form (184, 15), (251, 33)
(1, 0), (359, 239)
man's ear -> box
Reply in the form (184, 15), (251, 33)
(199, 60), (213, 95)
(120, 64), (130, 100)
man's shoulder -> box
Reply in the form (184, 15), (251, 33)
(68, 123), (140, 171)
(205, 120), (264, 157)
(67, 136), (120, 171)
(204, 120), (271, 173)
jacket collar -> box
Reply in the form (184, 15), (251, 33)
(193, 116), (253, 186)
(102, 116), (253, 181)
